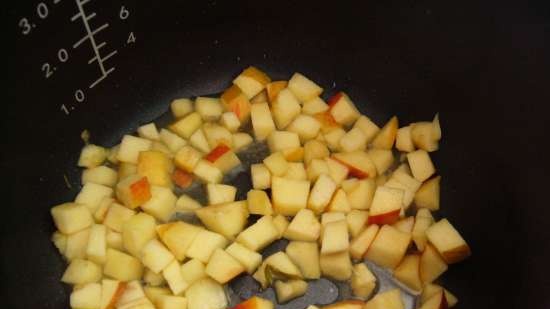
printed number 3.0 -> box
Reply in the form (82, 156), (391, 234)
(19, 18), (32, 35)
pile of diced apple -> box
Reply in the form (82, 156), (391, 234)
(51, 66), (469, 309)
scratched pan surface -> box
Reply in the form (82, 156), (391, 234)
(8, 0), (550, 308)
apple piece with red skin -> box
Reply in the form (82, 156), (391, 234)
(425, 218), (471, 264)
(332, 151), (377, 179)
(419, 291), (449, 309)
(205, 144), (230, 163)
(371, 116), (399, 150)
(172, 169), (193, 189)
(266, 81), (288, 103)
(100, 279), (127, 309)
(231, 296), (274, 309)
(328, 92), (360, 126)
(116, 175), (152, 209)
(368, 186), (404, 225)
(221, 85), (252, 122)
(314, 111), (342, 134)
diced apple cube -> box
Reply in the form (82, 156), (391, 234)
(82, 166), (118, 187)
(141, 186), (176, 222)
(65, 228), (90, 261)
(137, 123), (160, 141)
(122, 212), (157, 257)
(51, 202), (93, 234)
(205, 248), (245, 284)
(159, 129), (187, 153)
(250, 102), (276, 141)
(267, 130), (300, 153)
(284, 209), (321, 241)
(232, 296), (273, 309)
(302, 97), (329, 115)
(367, 149), (394, 175)
(70, 282), (101, 309)
(162, 260), (188, 295)
(308, 174), (337, 213)
(371, 116), (398, 150)
(251, 90), (268, 104)
(185, 278), (228, 309)
(407, 150), (435, 182)
(346, 179), (376, 210)
(225, 242), (263, 274)
(103, 203), (135, 232)
(340, 128), (368, 152)
(412, 208), (434, 251)
(75, 182), (114, 214)
(326, 189), (351, 213)
(251, 163), (271, 190)
(86, 224), (107, 264)
(368, 186), (404, 225)
(51, 231), (67, 255)
(365, 225), (411, 269)
(193, 160), (223, 183)
(104, 249), (143, 281)
(272, 88), (301, 129)
(116, 175), (152, 209)
(61, 258), (102, 284)
(156, 295), (188, 309)
(78, 144), (108, 168)
(284, 162), (307, 180)
(105, 229), (122, 251)
(247, 190), (273, 215)
(351, 263), (376, 299)
(189, 128), (211, 153)
(180, 259), (207, 285)
(116, 280), (147, 308)
(411, 121), (440, 152)
(221, 85), (252, 122)
(195, 97), (223, 121)
(323, 128), (345, 152)
(274, 280), (308, 303)
(117, 135), (153, 164)
(141, 239), (175, 274)
(287, 72), (323, 102)
(232, 133), (253, 152)
(420, 284), (458, 308)
(426, 218), (471, 264)
(266, 81), (288, 103)
(396, 126), (415, 152)
(236, 215), (279, 251)
(233, 66), (271, 99)
(320, 251), (353, 281)
(304, 140), (330, 164)
(271, 176), (311, 216)
(171, 98), (194, 118)
(157, 221), (203, 261)
(203, 124), (234, 149)
(206, 184), (237, 205)
(286, 241), (320, 279)
(170, 112), (202, 139)
(287, 114), (321, 142)
(100, 279), (127, 309)
(346, 210), (369, 237)
(137, 151), (172, 187)
(420, 244), (448, 285)
(414, 176), (441, 210)
(328, 92), (360, 126)
(332, 151), (377, 179)
(263, 152), (289, 176)
(195, 201), (249, 238)
(272, 214), (290, 238)
(394, 254), (422, 292)
(353, 116), (380, 143)
(173, 146), (202, 174)
(118, 162), (137, 180)
(364, 289), (404, 309)
(321, 220), (349, 254)
(306, 159), (329, 182)
(186, 230), (229, 263)
(392, 216), (415, 234)
(220, 112), (241, 133)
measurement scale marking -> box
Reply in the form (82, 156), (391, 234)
(71, 0), (117, 88)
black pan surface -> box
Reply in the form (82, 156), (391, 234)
(8, 1), (550, 308)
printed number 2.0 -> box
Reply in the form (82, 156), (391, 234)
(42, 63), (53, 78)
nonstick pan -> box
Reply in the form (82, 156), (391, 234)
(8, 1), (550, 308)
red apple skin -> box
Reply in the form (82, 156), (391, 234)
(130, 177), (152, 205)
(440, 292), (449, 309)
(314, 112), (341, 131)
(205, 144), (231, 162)
(332, 157), (369, 179)
(172, 169), (194, 188)
(327, 92), (344, 109)
(368, 209), (401, 225)
(106, 282), (127, 309)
